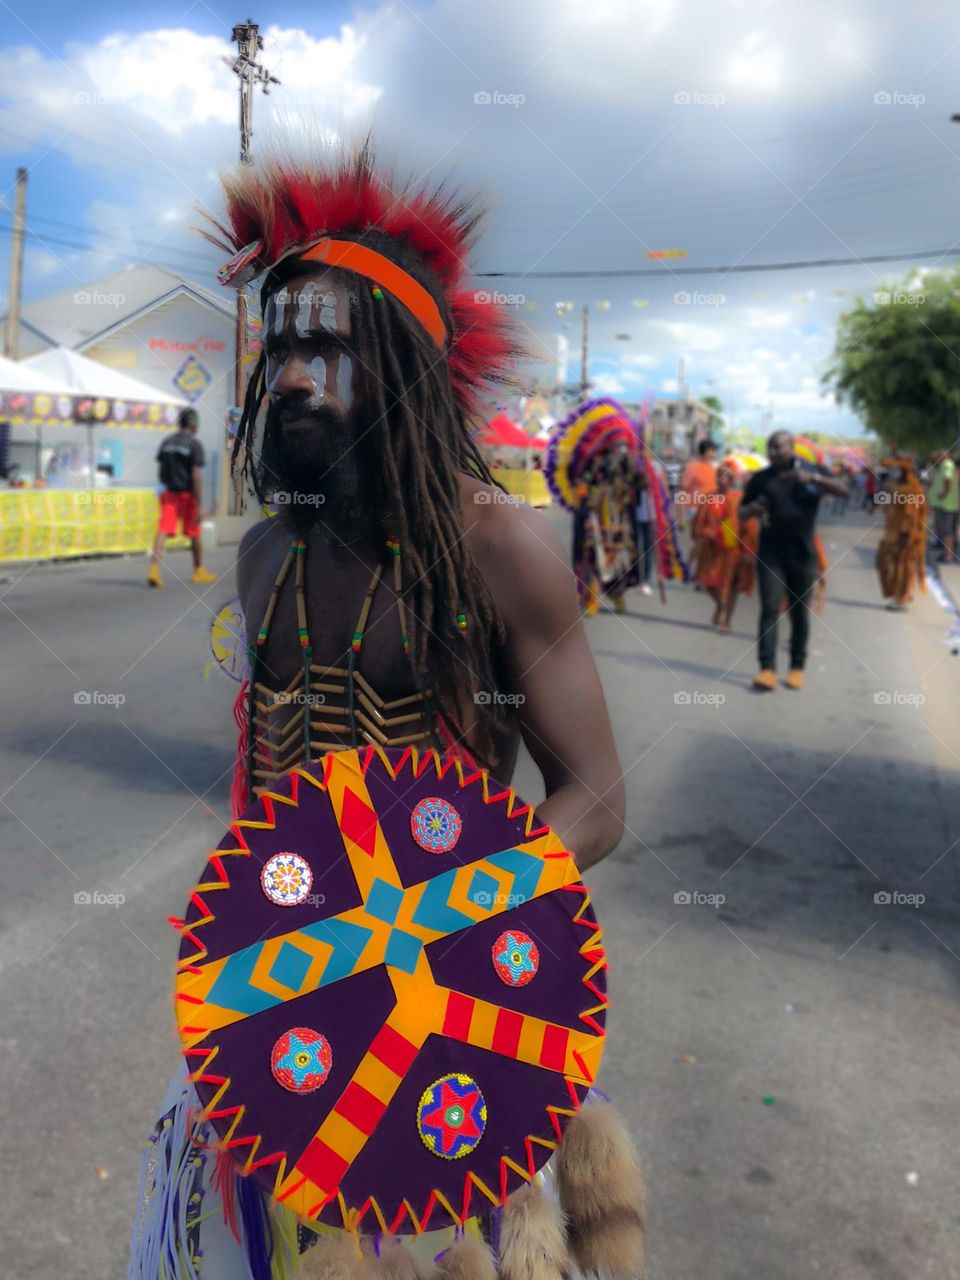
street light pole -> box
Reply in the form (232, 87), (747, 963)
(221, 19), (280, 516)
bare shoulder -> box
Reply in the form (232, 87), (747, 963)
(236, 517), (286, 611)
(459, 476), (577, 628)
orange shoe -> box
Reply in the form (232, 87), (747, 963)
(752, 669), (777, 691)
(191, 566), (217, 585)
(147, 563), (163, 588)
(784, 669), (805, 690)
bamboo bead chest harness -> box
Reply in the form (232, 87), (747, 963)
(247, 536), (468, 791)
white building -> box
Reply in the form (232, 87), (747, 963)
(5, 266), (239, 506)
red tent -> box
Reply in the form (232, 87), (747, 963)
(479, 411), (530, 449)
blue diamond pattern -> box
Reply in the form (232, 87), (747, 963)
(269, 940), (313, 992)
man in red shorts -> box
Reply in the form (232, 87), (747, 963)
(148, 407), (217, 586)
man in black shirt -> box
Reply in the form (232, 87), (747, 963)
(148, 407), (217, 587)
(741, 430), (847, 690)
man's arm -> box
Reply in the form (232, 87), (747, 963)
(739, 473), (766, 521)
(191, 439), (205, 508)
(483, 505), (624, 872)
(797, 466), (848, 498)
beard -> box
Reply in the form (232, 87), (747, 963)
(256, 402), (382, 543)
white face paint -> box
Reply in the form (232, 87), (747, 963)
(263, 277), (355, 410)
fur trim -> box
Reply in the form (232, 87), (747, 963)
(297, 1232), (363, 1280)
(555, 1103), (646, 1279)
(497, 1182), (570, 1280)
(357, 1240), (434, 1280)
(434, 1236), (498, 1280)
(201, 132), (521, 421)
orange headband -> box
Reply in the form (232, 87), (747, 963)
(299, 238), (448, 348)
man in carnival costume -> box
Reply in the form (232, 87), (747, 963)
(127, 137), (645, 1280)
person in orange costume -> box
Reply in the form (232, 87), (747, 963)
(692, 459), (758, 633)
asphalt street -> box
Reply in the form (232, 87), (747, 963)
(1, 506), (958, 1280)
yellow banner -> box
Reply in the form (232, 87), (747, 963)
(0, 488), (178, 562)
(490, 468), (552, 508)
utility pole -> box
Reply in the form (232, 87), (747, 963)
(222, 19), (280, 515)
(580, 304), (589, 396)
(3, 167), (27, 360)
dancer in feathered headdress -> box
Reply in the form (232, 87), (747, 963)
(127, 134), (642, 1280)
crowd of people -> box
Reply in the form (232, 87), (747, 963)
(567, 426), (955, 688)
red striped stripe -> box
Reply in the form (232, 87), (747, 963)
(539, 1024), (569, 1071)
(335, 1081), (387, 1135)
(369, 1023), (419, 1076)
(492, 1007), (523, 1058)
(442, 991), (474, 1042)
(296, 1138), (349, 1192)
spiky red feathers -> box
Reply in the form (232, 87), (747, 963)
(202, 138), (520, 420)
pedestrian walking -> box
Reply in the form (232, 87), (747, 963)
(876, 455), (926, 610)
(691, 458), (758, 632)
(740, 429), (848, 690)
(927, 446), (958, 564)
(633, 462), (656, 596)
(147, 407), (217, 587)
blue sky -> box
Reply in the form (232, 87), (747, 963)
(3, 0), (960, 437)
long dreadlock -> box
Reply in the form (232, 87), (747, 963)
(232, 234), (509, 757)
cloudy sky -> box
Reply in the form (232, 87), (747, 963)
(2, 0), (960, 436)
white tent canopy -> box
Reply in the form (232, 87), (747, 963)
(0, 352), (74, 395)
(22, 347), (187, 406)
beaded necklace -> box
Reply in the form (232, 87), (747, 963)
(246, 534), (466, 789)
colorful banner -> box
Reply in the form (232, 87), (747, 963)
(0, 391), (179, 429)
(0, 488), (181, 562)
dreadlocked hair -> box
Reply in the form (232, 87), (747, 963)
(232, 238), (510, 762)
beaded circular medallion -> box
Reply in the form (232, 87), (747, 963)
(175, 746), (607, 1233)
(261, 852), (313, 907)
(272, 1027), (333, 1093)
(410, 796), (462, 854)
(492, 930), (540, 987)
(417, 1073), (487, 1159)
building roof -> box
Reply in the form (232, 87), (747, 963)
(4, 266), (232, 352)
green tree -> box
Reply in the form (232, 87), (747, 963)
(702, 394), (724, 434)
(823, 268), (960, 454)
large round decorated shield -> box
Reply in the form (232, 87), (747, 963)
(174, 746), (607, 1234)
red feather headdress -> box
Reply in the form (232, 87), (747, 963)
(200, 136), (520, 420)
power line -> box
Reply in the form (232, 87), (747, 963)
(476, 247), (960, 279)
(1, 218), (958, 284)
